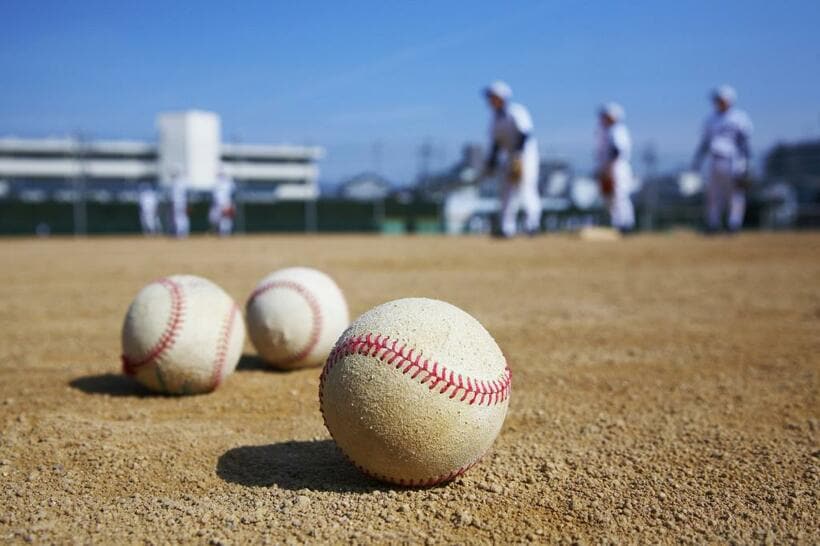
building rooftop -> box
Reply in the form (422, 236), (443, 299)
(0, 137), (156, 155)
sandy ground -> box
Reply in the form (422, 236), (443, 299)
(0, 232), (817, 545)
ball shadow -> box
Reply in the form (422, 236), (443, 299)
(235, 353), (311, 374)
(216, 440), (385, 493)
(235, 353), (270, 371)
(69, 373), (154, 397)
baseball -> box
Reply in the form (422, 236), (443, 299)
(246, 267), (349, 369)
(121, 275), (245, 395)
(577, 226), (622, 241)
(319, 298), (511, 486)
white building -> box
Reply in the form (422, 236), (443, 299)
(0, 110), (323, 200)
(338, 172), (392, 201)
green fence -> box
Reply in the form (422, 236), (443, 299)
(0, 197), (784, 236)
(0, 199), (442, 236)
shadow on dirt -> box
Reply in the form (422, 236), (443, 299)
(69, 373), (153, 397)
(235, 353), (271, 371)
(216, 440), (386, 493)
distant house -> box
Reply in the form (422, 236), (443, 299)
(338, 172), (392, 201)
(416, 144), (485, 203)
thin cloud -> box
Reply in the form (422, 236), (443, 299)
(295, 28), (484, 101)
(326, 105), (438, 125)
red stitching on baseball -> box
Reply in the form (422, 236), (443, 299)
(246, 280), (322, 366)
(318, 333), (511, 486)
(320, 333), (511, 408)
(211, 303), (240, 389)
(122, 278), (185, 376)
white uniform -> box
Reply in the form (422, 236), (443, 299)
(697, 108), (753, 231)
(170, 177), (189, 238)
(138, 185), (160, 235)
(209, 175), (236, 236)
(596, 122), (635, 231)
(489, 102), (541, 236)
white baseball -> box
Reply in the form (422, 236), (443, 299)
(121, 275), (245, 395)
(319, 298), (511, 486)
(246, 267), (349, 370)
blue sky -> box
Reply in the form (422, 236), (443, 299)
(1, 1), (819, 183)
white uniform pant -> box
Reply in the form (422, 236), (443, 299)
(140, 209), (159, 235)
(209, 206), (233, 236)
(500, 147), (541, 236)
(605, 160), (635, 231)
(172, 208), (189, 238)
(706, 157), (745, 231)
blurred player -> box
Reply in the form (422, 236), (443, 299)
(169, 167), (189, 239)
(691, 85), (753, 233)
(481, 81), (541, 237)
(137, 181), (160, 235)
(596, 102), (635, 233)
(209, 166), (236, 236)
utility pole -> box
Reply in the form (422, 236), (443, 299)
(304, 138), (318, 233)
(417, 138), (433, 189)
(640, 142), (659, 231)
(372, 140), (386, 231)
(232, 134), (246, 234)
(73, 132), (88, 236)
(372, 140), (384, 174)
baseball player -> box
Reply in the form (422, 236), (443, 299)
(208, 166), (236, 236)
(137, 182), (160, 235)
(691, 85), (753, 233)
(596, 102), (635, 233)
(168, 168), (189, 239)
(481, 81), (541, 237)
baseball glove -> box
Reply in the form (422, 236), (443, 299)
(507, 157), (523, 184)
(735, 172), (752, 190)
(598, 169), (614, 197)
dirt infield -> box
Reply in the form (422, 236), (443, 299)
(0, 233), (817, 544)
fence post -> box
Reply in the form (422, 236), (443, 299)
(374, 198), (385, 231)
(305, 198), (317, 232)
(235, 179), (246, 234)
